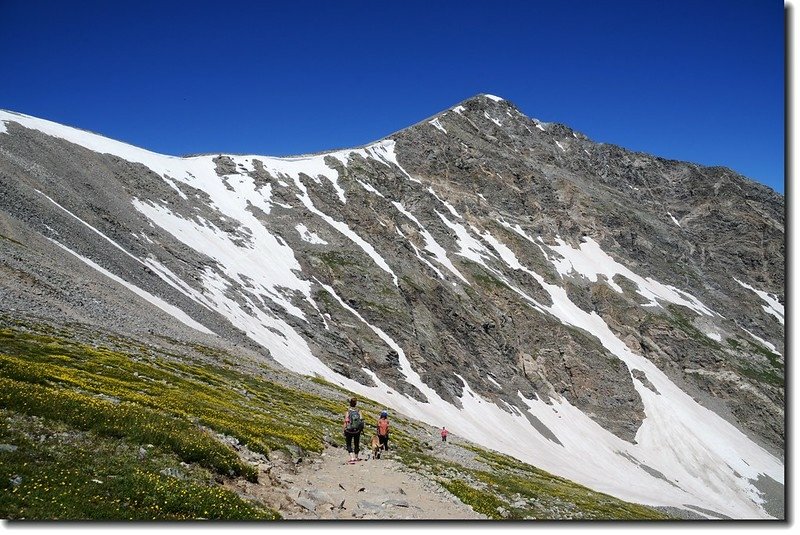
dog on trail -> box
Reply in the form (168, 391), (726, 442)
(370, 434), (381, 459)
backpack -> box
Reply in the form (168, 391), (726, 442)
(377, 418), (389, 436)
(346, 408), (364, 434)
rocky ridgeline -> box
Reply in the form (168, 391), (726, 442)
(0, 96), (784, 517)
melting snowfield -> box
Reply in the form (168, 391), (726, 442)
(1, 109), (784, 519)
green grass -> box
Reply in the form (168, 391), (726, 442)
(466, 448), (669, 520)
(471, 270), (508, 290)
(315, 251), (359, 268)
(0, 322), (351, 519)
(441, 479), (506, 519)
(395, 447), (670, 520)
(0, 411), (278, 520)
(0, 327), (345, 456)
(728, 337), (784, 387)
(665, 306), (721, 349)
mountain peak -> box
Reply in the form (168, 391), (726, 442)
(0, 99), (785, 519)
(453, 93), (512, 111)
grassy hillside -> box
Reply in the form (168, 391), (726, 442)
(0, 316), (670, 520)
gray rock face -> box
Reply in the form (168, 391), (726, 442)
(0, 97), (784, 514)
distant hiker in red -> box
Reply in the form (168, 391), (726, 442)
(376, 410), (390, 454)
(441, 427), (448, 442)
(343, 398), (364, 463)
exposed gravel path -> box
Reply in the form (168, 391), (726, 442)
(227, 444), (485, 520)
(284, 446), (485, 520)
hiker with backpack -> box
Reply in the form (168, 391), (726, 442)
(441, 427), (448, 442)
(343, 397), (365, 463)
(376, 410), (390, 454)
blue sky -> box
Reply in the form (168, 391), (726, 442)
(0, 0), (785, 192)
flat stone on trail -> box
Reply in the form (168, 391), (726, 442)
(292, 496), (317, 512)
(357, 500), (383, 511)
(306, 488), (334, 506)
(383, 499), (410, 508)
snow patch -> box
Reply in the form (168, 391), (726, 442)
(427, 187), (461, 218)
(734, 279), (784, 325)
(547, 236), (716, 316)
(393, 202), (468, 283)
(428, 117), (447, 134)
(396, 228), (445, 280)
(132, 200), (312, 320)
(484, 94), (504, 102)
(741, 327), (781, 355)
(296, 224), (327, 245)
(484, 111), (502, 127)
(48, 239), (214, 335)
(436, 212), (496, 269)
(667, 212), (682, 227)
(356, 179), (385, 198)
(452, 105), (466, 114)
(245, 154), (398, 286)
(705, 331), (722, 342)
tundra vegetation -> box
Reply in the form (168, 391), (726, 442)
(0, 316), (669, 520)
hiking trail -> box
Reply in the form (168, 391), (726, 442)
(226, 443), (485, 520)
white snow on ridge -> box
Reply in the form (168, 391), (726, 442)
(356, 179), (385, 197)
(484, 94), (504, 102)
(296, 223), (327, 245)
(735, 278), (784, 325)
(133, 200), (312, 320)
(366, 139), (423, 183)
(395, 228), (445, 280)
(427, 187), (461, 219)
(436, 212), (496, 268)
(225, 151), (399, 287)
(392, 202), (468, 284)
(452, 105), (466, 114)
(484, 111), (503, 127)
(48, 238), (214, 335)
(546, 236), (716, 316)
(741, 327), (781, 355)
(428, 117), (447, 134)
(705, 331), (722, 342)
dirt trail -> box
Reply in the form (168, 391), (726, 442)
(287, 445), (484, 520)
(228, 444), (485, 520)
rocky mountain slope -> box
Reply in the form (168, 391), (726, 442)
(0, 95), (784, 519)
